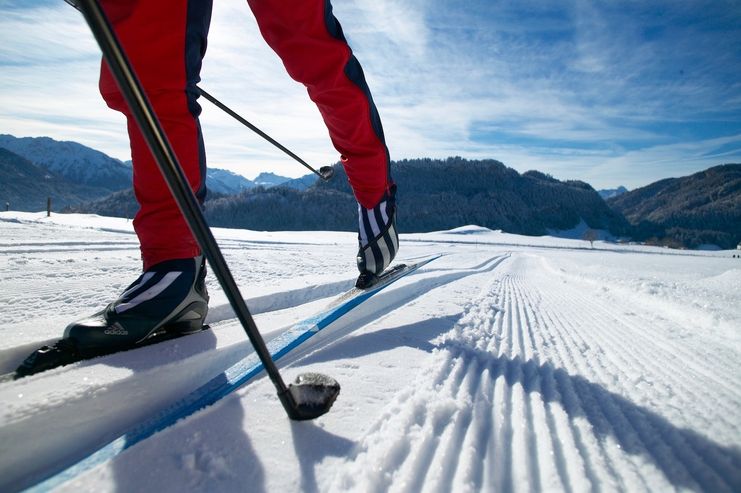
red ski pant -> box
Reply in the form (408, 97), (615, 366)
(100, 0), (391, 270)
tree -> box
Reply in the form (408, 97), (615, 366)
(583, 228), (599, 248)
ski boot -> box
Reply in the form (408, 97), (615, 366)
(64, 255), (209, 357)
(356, 185), (399, 289)
(15, 256), (209, 378)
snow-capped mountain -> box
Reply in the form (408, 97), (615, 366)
(252, 171), (291, 188)
(0, 134), (131, 192)
(0, 134), (316, 211)
(206, 168), (255, 195)
(598, 186), (628, 200)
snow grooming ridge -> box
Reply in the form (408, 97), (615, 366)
(329, 255), (741, 492)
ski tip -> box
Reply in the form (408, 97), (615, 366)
(14, 339), (82, 379)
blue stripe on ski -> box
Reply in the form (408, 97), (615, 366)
(25, 255), (440, 492)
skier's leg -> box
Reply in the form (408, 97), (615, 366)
(247, 0), (398, 282)
(99, 0), (212, 270)
(63, 0), (213, 351)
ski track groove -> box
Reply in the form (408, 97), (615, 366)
(393, 348), (476, 493)
(446, 354), (488, 492)
(532, 278), (645, 489)
(537, 257), (741, 399)
(516, 280), (564, 492)
(514, 256), (741, 491)
(521, 270), (640, 490)
(558, 301), (726, 491)
(533, 269), (739, 489)
(513, 273), (617, 490)
(550, 277), (737, 421)
(503, 276), (600, 488)
(494, 280), (515, 492)
(514, 275), (606, 492)
(593, 290), (739, 422)
(420, 354), (473, 492)
(510, 276), (541, 491)
(541, 259), (741, 406)
(524, 273), (656, 491)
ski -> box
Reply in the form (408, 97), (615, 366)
(23, 255), (440, 492)
(6, 324), (211, 382)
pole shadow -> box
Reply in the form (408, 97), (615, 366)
(113, 387), (266, 492)
(289, 422), (356, 493)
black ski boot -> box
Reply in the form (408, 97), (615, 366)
(356, 186), (399, 289)
(15, 257), (210, 378)
(65, 255), (209, 357)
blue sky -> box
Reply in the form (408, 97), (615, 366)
(1, 0), (740, 189)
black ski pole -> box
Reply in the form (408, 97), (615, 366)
(75, 0), (339, 420)
(198, 87), (335, 181)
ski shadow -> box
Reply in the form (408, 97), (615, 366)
(113, 374), (267, 493)
(298, 315), (459, 365)
(289, 421), (356, 493)
(281, 256), (509, 369)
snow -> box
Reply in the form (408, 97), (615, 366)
(1, 211), (739, 492)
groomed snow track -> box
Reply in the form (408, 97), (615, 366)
(328, 254), (741, 492)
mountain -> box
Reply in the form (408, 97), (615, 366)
(1, 134), (313, 211)
(0, 148), (114, 211)
(598, 186), (628, 200)
(63, 188), (140, 219)
(0, 134), (131, 192)
(0, 133), (266, 191)
(206, 169), (316, 193)
(21, 133), (733, 249)
(203, 158), (630, 236)
(281, 173), (318, 190)
(607, 164), (741, 249)
(60, 187), (235, 218)
(252, 172), (291, 188)
(206, 168), (254, 195)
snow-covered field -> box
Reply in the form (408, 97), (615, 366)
(1, 211), (739, 492)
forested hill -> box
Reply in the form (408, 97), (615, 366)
(607, 163), (741, 249)
(204, 157), (629, 236)
(0, 148), (115, 211)
(61, 158), (741, 249)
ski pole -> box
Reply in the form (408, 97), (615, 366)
(198, 87), (335, 181)
(75, 0), (339, 420)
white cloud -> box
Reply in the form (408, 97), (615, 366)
(1, 0), (739, 187)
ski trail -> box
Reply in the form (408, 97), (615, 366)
(518, 272), (655, 491)
(278, 254), (510, 369)
(328, 253), (741, 493)
(537, 256), (740, 400)
(525, 265), (741, 489)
